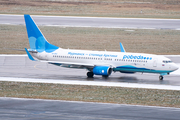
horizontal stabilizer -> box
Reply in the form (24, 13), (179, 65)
(25, 48), (36, 61)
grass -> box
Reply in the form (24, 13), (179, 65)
(0, 0), (180, 19)
(0, 24), (180, 55)
(1, 0), (180, 108)
(0, 81), (180, 107)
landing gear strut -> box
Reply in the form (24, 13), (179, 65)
(87, 72), (94, 78)
(159, 75), (163, 80)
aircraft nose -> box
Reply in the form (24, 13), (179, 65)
(171, 63), (179, 71)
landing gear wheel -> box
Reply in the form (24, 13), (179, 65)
(87, 72), (94, 78)
(102, 75), (109, 78)
(159, 76), (163, 80)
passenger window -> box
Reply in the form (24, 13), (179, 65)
(163, 60), (172, 63)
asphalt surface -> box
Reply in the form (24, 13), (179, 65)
(0, 55), (180, 86)
(0, 97), (180, 120)
(0, 55), (180, 120)
(1, 14), (180, 120)
(1, 14), (180, 30)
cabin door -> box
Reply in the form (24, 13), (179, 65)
(153, 58), (157, 67)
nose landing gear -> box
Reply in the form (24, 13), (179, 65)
(159, 75), (164, 80)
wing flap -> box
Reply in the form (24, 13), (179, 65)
(39, 60), (94, 69)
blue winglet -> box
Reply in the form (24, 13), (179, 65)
(25, 48), (36, 61)
(120, 43), (126, 52)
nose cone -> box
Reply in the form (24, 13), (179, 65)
(171, 63), (179, 71)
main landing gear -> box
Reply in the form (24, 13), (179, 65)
(87, 72), (109, 78)
(159, 75), (164, 80)
(87, 72), (94, 78)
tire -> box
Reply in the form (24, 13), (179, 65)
(87, 72), (94, 78)
(159, 76), (163, 80)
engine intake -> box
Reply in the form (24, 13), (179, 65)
(93, 66), (112, 76)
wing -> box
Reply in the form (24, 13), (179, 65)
(45, 61), (95, 69)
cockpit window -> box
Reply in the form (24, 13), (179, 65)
(163, 60), (172, 63)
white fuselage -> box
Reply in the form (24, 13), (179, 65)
(24, 14), (179, 80)
(31, 48), (178, 74)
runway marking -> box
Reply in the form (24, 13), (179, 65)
(44, 24), (157, 30)
(0, 77), (180, 91)
(1, 14), (180, 30)
(33, 64), (47, 71)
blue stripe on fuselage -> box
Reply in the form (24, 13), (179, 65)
(113, 65), (173, 73)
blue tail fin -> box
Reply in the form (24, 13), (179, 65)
(24, 14), (58, 53)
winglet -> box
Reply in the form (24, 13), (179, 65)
(120, 43), (126, 52)
(25, 48), (36, 61)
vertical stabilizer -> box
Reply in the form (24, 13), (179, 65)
(24, 14), (58, 53)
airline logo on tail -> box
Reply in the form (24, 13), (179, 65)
(24, 14), (59, 53)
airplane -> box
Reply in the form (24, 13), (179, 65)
(24, 14), (178, 80)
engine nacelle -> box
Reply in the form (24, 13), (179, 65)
(93, 66), (112, 76)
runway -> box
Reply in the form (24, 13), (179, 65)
(0, 55), (180, 89)
(1, 14), (180, 30)
(0, 55), (180, 119)
(0, 97), (180, 120)
(1, 14), (180, 119)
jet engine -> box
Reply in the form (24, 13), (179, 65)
(93, 66), (112, 76)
